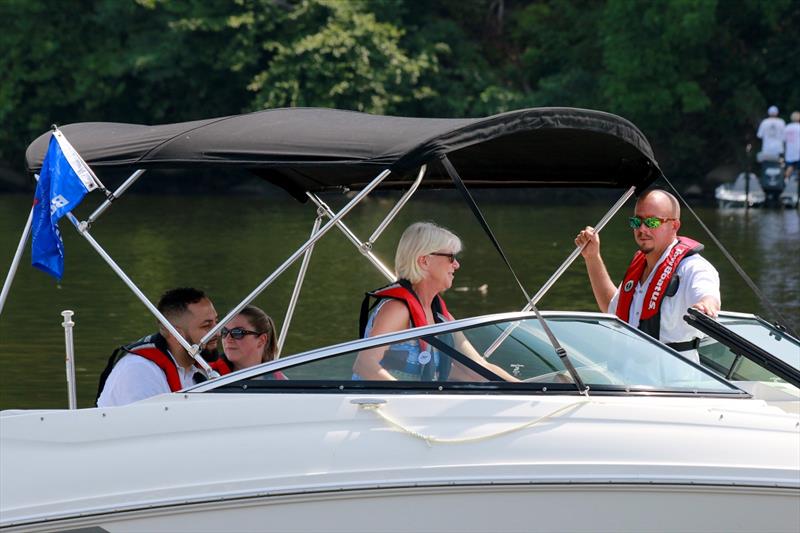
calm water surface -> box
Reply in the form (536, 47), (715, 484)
(1, 192), (798, 408)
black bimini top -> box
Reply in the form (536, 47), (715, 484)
(25, 107), (662, 199)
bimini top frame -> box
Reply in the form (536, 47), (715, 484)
(6, 106), (662, 384)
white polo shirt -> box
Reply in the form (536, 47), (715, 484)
(608, 240), (721, 361)
(97, 353), (202, 407)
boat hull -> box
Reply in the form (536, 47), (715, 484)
(2, 393), (799, 532)
(4, 483), (798, 532)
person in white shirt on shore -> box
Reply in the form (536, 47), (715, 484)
(784, 111), (800, 177)
(757, 105), (786, 159)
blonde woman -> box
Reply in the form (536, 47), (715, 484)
(353, 222), (517, 382)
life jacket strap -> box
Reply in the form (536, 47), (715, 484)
(666, 338), (701, 351)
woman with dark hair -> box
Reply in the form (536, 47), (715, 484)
(220, 305), (279, 371)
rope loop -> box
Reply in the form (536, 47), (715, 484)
(358, 399), (589, 445)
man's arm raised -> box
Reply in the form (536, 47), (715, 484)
(575, 226), (617, 313)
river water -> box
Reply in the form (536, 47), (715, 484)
(1, 191), (798, 409)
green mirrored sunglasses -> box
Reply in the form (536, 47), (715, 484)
(628, 216), (676, 229)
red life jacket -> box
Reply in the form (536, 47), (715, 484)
(133, 344), (185, 392)
(210, 355), (287, 380)
(97, 333), (218, 403)
(616, 237), (703, 340)
(359, 279), (452, 348)
(209, 356), (233, 376)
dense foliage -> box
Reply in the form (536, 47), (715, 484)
(1, 0), (797, 185)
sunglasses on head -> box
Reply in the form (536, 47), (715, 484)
(429, 252), (459, 263)
(220, 327), (261, 340)
(628, 216), (676, 229)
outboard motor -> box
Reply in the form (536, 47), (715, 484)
(757, 152), (785, 206)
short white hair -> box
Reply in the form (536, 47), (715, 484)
(395, 222), (462, 283)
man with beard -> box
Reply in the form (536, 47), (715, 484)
(97, 287), (220, 407)
(574, 189), (720, 362)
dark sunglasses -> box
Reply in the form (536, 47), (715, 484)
(220, 327), (261, 340)
(429, 252), (459, 263)
(628, 216), (676, 229)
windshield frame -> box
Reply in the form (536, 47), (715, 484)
(189, 311), (748, 398)
(685, 308), (800, 387)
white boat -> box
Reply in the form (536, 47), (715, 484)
(779, 171), (799, 208)
(715, 172), (766, 207)
(2, 312), (799, 532)
(2, 107), (799, 532)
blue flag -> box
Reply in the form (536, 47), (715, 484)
(31, 130), (98, 280)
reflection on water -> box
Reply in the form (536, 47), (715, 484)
(1, 193), (798, 408)
(711, 207), (800, 322)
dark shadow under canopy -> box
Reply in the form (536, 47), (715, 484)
(25, 107), (662, 200)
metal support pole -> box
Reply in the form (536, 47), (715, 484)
(87, 169), (146, 226)
(307, 193), (396, 281)
(483, 185), (637, 358)
(276, 213), (323, 356)
(0, 206), (34, 317)
(524, 185), (637, 310)
(726, 354), (744, 380)
(203, 168), (394, 346)
(64, 213), (217, 377)
(61, 310), (77, 410)
(745, 144), (752, 210)
(367, 165), (426, 245)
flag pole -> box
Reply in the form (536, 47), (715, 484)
(0, 206), (34, 316)
(61, 310), (78, 410)
(51, 125), (112, 199)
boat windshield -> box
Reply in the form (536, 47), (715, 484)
(207, 315), (740, 395)
(716, 315), (800, 370)
(697, 312), (800, 385)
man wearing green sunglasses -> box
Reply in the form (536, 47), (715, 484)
(575, 189), (720, 361)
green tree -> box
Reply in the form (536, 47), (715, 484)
(245, 0), (436, 113)
(508, 0), (603, 109)
(599, 0), (716, 175)
(598, 0), (799, 178)
(2, 0), (798, 185)
(0, 0), (258, 171)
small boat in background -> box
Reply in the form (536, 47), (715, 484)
(715, 171), (765, 207)
(757, 152), (786, 205)
(779, 171), (799, 209)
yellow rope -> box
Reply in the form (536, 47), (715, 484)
(359, 399), (589, 447)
